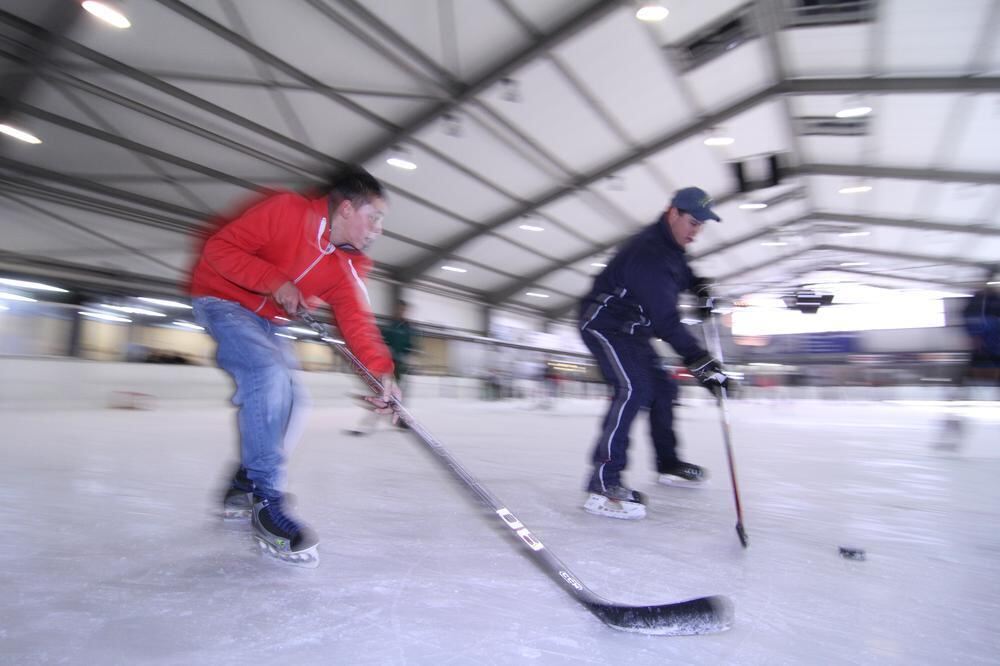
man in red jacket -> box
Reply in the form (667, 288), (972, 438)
(190, 166), (398, 567)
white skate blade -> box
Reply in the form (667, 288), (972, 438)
(255, 536), (320, 568)
(583, 493), (646, 520)
(222, 508), (252, 521)
(657, 474), (706, 488)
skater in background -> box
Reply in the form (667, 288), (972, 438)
(577, 186), (733, 520)
(188, 166), (400, 565)
(347, 298), (417, 435)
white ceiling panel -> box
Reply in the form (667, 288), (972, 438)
(684, 40), (775, 110)
(724, 99), (794, 161)
(536, 268), (589, 296)
(872, 94), (959, 167)
(538, 195), (636, 245)
(881, 0), (993, 75)
(366, 145), (514, 222)
(781, 25), (873, 77)
(597, 163), (676, 225)
(800, 136), (867, 165)
(456, 235), (552, 276)
(424, 265), (513, 293)
(946, 94), (1000, 172)
(477, 58), (626, 174)
(377, 195), (472, 247)
(649, 135), (736, 198)
(365, 234), (427, 268)
(412, 106), (562, 204)
(494, 217), (594, 259)
(554, 6), (696, 144)
(925, 183), (1000, 223)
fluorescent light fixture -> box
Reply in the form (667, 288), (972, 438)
(285, 327), (319, 337)
(386, 146), (416, 170)
(0, 124), (42, 144)
(839, 262), (869, 267)
(0, 278), (67, 292)
(79, 310), (130, 323)
(839, 185), (872, 194)
(100, 304), (166, 317)
(635, 3), (669, 21)
(739, 203), (767, 210)
(0, 291), (37, 302)
(988, 281), (999, 286)
(82, 1), (131, 28)
(525, 291), (550, 298)
(835, 106), (872, 119)
(275, 333), (297, 340)
(137, 297), (192, 309)
(760, 241), (788, 247)
(519, 224), (544, 232)
(590, 262), (608, 268)
(440, 265), (468, 273)
(173, 321), (204, 331)
(704, 136), (735, 147)
(838, 230), (871, 237)
(749, 362), (783, 367)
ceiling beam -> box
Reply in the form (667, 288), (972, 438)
(808, 212), (1000, 236)
(781, 76), (1000, 94)
(827, 267), (972, 288)
(788, 163), (1000, 185)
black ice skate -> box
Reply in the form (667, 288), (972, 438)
(658, 461), (707, 487)
(251, 495), (319, 568)
(222, 467), (255, 520)
(583, 484), (647, 520)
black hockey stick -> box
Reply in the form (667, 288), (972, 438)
(299, 311), (732, 635)
(703, 304), (750, 548)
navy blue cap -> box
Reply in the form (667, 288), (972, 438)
(671, 186), (721, 222)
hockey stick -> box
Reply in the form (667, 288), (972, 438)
(298, 311), (732, 635)
(703, 305), (750, 548)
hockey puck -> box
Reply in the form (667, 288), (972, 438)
(838, 547), (866, 561)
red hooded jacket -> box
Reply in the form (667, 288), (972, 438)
(189, 191), (393, 375)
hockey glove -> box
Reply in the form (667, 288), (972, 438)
(687, 355), (732, 398)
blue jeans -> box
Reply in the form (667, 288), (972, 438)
(193, 297), (309, 499)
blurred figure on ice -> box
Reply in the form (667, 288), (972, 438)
(188, 166), (399, 566)
(577, 187), (734, 520)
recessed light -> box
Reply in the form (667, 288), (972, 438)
(590, 262), (608, 268)
(81, 1), (131, 28)
(519, 224), (544, 232)
(835, 106), (872, 118)
(525, 291), (550, 298)
(739, 203), (767, 210)
(440, 265), (468, 273)
(839, 262), (869, 267)
(635, 3), (669, 22)
(838, 231), (871, 237)
(386, 146), (417, 170)
(760, 241), (788, 247)
(0, 124), (42, 144)
(137, 297), (192, 309)
(838, 185), (872, 194)
(704, 136), (735, 147)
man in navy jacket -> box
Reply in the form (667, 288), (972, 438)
(578, 186), (731, 520)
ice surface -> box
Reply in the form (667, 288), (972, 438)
(2, 396), (999, 664)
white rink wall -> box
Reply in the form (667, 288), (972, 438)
(1, 358), (993, 411)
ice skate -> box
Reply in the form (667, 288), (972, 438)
(657, 461), (707, 487)
(251, 495), (319, 568)
(221, 467), (255, 520)
(583, 485), (647, 520)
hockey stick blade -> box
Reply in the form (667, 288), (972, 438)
(298, 312), (733, 636)
(586, 595), (732, 635)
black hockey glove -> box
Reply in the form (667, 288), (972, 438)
(687, 355), (732, 398)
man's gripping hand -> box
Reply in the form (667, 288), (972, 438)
(687, 354), (734, 398)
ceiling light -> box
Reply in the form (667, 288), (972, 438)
(704, 135), (735, 147)
(839, 185), (872, 194)
(79, 310), (130, 323)
(525, 291), (550, 298)
(636, 3), (669, 22)
(590, 262), (608, 268)
(0, 278), (67, 292)
(739, 203), (767, 210)
(0, 291), (37, 302)
(0, 124), (42, 144)
(988, 281), (999, 286)
(386, 146), (416, 170)
(173, 321), (204, 331)
(519, 224), (544, 232)
(137, 297), (192, 309)
(835, 105), (872, 119)
(101, 304), (166, 317)
(760, 241), (788, 247)
(838, 230), (871, 237)
(839, 262), (869, 267)
(81, 1), (131, 28)
(440, 265), (468, 273)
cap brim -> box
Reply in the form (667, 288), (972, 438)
(694, 209), (721, 223)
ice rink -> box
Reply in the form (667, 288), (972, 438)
(3, 393), (999, 665)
